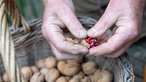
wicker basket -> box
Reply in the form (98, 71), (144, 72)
(0, 0), (134, 82)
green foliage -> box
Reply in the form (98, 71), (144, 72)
(29, 0), (38, 18)
(14, 0), (43, 18)
(14, 0), (26, 17)
(6, 0), (43, 25)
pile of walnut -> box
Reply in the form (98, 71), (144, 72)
(1, 56), (113, 82)
(0, 38), (113, 82)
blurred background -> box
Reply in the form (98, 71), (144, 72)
(14, 0), (44, 21)
(14, 0), (146, 82)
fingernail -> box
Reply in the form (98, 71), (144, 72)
(88, 28), (97, 36)
(78, 29), (87, 38)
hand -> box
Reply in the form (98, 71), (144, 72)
(87, 0), (145, 58)
(42, 0), (88, 60)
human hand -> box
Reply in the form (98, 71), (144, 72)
(42, 0), (88, 60)
(87, 0), (145, 58)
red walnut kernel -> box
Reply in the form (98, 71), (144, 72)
(85, 37), (99, 48)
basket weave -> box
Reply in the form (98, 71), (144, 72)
(0, 0), (134, 82)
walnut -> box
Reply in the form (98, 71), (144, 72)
(56, 76), (68, 82)
(82, 61), (96, 75)
(91, 69), (113, 82)
(45, 56), (57, 69)
(40, 68), (49, 76)
(37, 59), (45, 69)
(2, 73), (10, 82)
(45, 68), (60, 82)
(30, 72), (45, 82)
(31, 66), (39, 74)
(57, 60), (80, 76)
(21, 67), (33, 81)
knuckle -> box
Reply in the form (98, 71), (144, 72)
(41, 25), (49, 39)
(55, 42), (65, 53)
(57, 45), (65, 53)
(132, 31), (138, 36)
(129, 27), (140, 39)
(69, 20), (79, 29)
(107, 46), (117, 54)
(41, 25), (46, 34)
(70, 47), (80, 55)
(57, 42), (79, 54)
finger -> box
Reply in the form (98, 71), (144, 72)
(89, 24), (139, 56)
(50, 43), (83, 60)
(42, 24), (88, 55)
(105, 35), (140, 58)
(57, 7), (87, 39)
(104, 42), (132, 58)
(98, 31), (113, 44)
(87, 10), (118, 38)
(103, 27), (131, 58)
(42, 14), (65, 28)
(89, 31), (131, 55)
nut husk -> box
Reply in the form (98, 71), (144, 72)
(81, 76), (91, 82)
(40, 68), (49, 76)
(30, 72), (45, 82)
(81, 40), (90, 48)
(2, 73), (10, 82)
(45, 68), (60, 82)
(45, 56), (57, 69)
(82, 61), (96, 75)
(31, 66), (39, 74)
(37, 59), (46, 69)
(57, 60), (80, 76)
(90, 69), (113, 82)
(21, 67), (33, 81)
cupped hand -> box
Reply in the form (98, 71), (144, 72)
(42, 0), (88, 60)
(87, 0), (145, 58)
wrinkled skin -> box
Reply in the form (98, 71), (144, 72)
(42, 0), (145, 59)
(87, 0), (145, 58)
(42, 0), (88, 60)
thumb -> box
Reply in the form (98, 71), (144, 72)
(58, 8), (87, 39)
(88, 11), (118, 38)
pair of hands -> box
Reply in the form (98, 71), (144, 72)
(42, 0), (145, 59)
